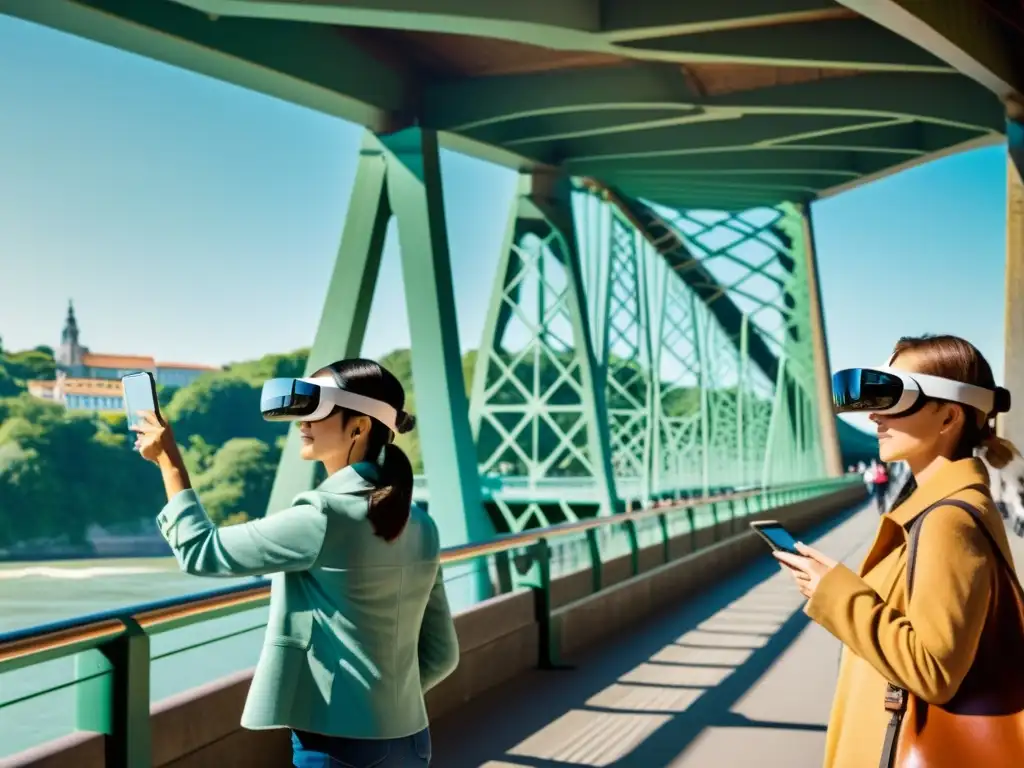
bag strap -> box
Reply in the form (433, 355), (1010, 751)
(879, 483), (997, 768)
(906, 484), (1019, 599)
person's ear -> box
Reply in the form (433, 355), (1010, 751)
(938, 403), (962, 435)
(349, 415), (371, 441)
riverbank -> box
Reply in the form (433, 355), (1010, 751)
(0, 555), (177, 570)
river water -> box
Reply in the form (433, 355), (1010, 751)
(0, 559), (272, 759)
(0, 554), (499, 760)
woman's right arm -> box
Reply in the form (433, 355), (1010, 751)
(418, 568), (459, 693)
(157, 489), (328, 578)
(805, 504), (994, 704)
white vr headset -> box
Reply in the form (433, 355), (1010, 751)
(832, 364), (1011, 417)
(259, 376), (399, 432)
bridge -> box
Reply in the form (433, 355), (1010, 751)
(0, 1), (1022, 766)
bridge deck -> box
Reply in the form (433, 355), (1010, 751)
(429, 501), (916, 767)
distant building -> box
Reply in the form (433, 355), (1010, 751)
(26, 301), (220, 413)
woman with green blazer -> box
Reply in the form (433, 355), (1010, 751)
(132, 358), (459, 767)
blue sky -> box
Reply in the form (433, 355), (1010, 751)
(0, 15), (1010, 432)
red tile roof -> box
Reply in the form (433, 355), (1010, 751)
(156, 361), (220, 371)
(82, 353), (155, 370)
(80, 353), (221, 372)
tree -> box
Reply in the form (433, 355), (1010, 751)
(164, 374), (287, 449)
(193, 438), (281, 525)
(0, 394), (164, 548)
(4, 349), (56, 382)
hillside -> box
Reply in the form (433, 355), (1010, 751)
(0, 339), (873, 549)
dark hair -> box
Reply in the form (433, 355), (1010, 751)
(323, 358), (417, 542)
(890, 335), (1017, 469)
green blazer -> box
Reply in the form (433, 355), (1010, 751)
(155, 463), (459, 739)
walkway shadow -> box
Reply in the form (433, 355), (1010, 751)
(431, 503), (869, 768)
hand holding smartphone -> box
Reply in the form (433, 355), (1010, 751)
(749, 520), (801, 556)
(121, 371), (161, 432)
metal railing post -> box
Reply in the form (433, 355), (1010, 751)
(532, 538), (569, 670)
(658, 513), (670, 563)
(585, 529), (603, 593)
(493, 550), (514, 594)
(76, 620), (151, 768)
(624, 520), (640, 576)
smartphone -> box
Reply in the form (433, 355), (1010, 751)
(121, 371), (160, 430)
(749, 520), (800, 556)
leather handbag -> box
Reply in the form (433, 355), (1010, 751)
(879, 490), (1024, 767)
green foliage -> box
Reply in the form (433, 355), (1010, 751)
(0, 393), (163, 547)
(0, 344), (56, 398)
(4, 349), (56, 382)
(0, 368), (18, 399)
(192, 438), (281, 526)
(0, 336), (873, 552)
(0, 347), (313, 550)
(162, 349), (309, 448)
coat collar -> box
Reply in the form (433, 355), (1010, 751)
(857, 458), (992, 579)
(316, 462), (381, 496)
(886, 458), (990, 530)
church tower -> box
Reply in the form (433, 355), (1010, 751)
(57, 300), (86, 370)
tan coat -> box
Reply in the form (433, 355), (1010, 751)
(806, 458), (1017, 768)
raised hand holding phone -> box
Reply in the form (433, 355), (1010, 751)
(121, 372), (160, 432)
(122, 372), (191, 498)
(121, 372), (177, 463)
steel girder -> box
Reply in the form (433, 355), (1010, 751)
(469, 174), (834, 534)
(6, 0), (1015, 210)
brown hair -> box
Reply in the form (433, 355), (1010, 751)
(324, 358), (417, 542)
(891, 335), (1017, 469)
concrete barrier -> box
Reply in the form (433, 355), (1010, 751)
(2, 484), (864, 768)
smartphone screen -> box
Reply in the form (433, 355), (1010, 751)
(750, 522), (800, 555)
(121, 372), (159, 430)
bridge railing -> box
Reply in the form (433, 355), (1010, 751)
(0, 475), (859, 766)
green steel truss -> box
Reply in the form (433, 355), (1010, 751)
(470, 177), (832, 534)
(260, 129), (835, 543)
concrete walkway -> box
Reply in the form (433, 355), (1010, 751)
(431, 502), (883, 768)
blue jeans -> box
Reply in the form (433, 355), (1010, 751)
(291, 728), (431, 768)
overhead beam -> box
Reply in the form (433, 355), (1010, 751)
(571, 148), (898, 176)
(423, 65), (1005, 134)
(618, 187), (817, 211)
(554, 114), (921, 162)
(0, 0), (411, 131)
(466, 109), (722, 147)
(169, 0), (599, 45)
(620, 18), (951, 72)
(776, 120), (986, 154)
(836, 0), (1024, 97)
(599, 0), (843, 42)
(159, 0), (983, 78)
(605, 170), (838, 191)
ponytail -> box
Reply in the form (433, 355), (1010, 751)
(961, 418), (1021, 471)
(320, 357), (418, 543)
(981, 432), (1020, 470)
(367, 441), (415, 542)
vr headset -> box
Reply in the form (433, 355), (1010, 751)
(260, 376), (399, 432)
(832, 366), (1011, 417)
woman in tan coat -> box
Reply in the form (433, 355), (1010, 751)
(775, 334), (1020, 768)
